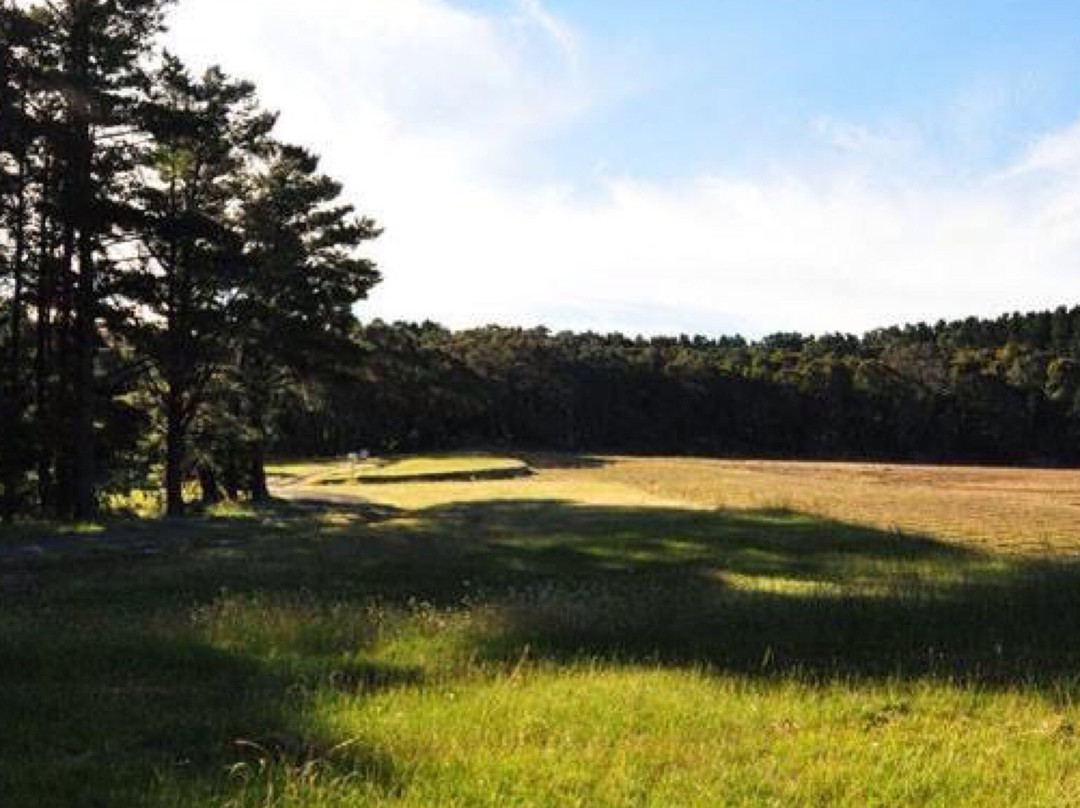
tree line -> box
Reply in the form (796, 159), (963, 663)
(274, 308), (1080, 467)
(0, 0), (381, 520)
(4, 2), (1080, 525)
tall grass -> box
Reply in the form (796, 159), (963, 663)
(7, 458), (1080, 806)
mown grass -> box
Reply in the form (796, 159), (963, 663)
(594, 456), (1080, 556)
(6, 457), (1080, 806)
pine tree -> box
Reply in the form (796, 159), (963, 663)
(23, 0), (172, 518)
(122, 57), (274, 516)
(0, 1), (36, 520)
(231, 143), (381, 499)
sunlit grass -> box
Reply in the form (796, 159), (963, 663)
(593, 457), (1080, 556)
(300, 670), (1080, 808)
(269, 454), (530, 487)
(0, 518), (105, 545)
(318, 476), (675, 511)
(352, 455), (529, 480)
(9, 455), (1080, 806)
(144, 586), (1080, 807)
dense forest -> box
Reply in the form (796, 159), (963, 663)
(278, 309), (1080, 467)
(3, 2), (1080, 524)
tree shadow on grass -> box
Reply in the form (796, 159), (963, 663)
(0, 599), (418, 808)
(14, 497), (1080, 695)
(328, 497), (1080, 691)
(513, 452), (611, 470)
(10, 494), (1080, 804)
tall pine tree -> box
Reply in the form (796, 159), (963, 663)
(232, 143), (381, 499)
(28, 0), (171, 517)
(123, 57), (274, 516)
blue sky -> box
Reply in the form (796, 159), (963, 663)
(479, 0), (1080, 180)
(167, 0), (1080, 337)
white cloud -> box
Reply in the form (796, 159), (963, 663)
(513, 0), (579, 69)
(165, 0), (1080, 338)
(167, 0), (587, 162)
(1008, 119), (1080, 177)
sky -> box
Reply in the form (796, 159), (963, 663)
(166, 0), (1080, 338)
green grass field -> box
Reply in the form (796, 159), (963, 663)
(6, 455), (1080, 806)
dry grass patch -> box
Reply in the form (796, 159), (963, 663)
(269, 455), (530, 487)
(590, 457), (1080, 556)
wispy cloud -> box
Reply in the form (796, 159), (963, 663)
(514, 0), (580, 70)
(811, 116), (916, 158)
(1008, 119), (1080, 177)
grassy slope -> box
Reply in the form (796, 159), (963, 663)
(6, 456), (1080, 806)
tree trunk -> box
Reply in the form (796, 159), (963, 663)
(222, 462), (241, 501)
(53, 212), (77, 519)
(198, 465), (223, 507)
(35, 175), (56, 517)
(2, 141), (29, 523)
(245, 360), (271, 502)
(72, 227), (96, 519)
(249, 437), (270, 502)
(66, 2), (97, 521)
(165, 387), (185, 517)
